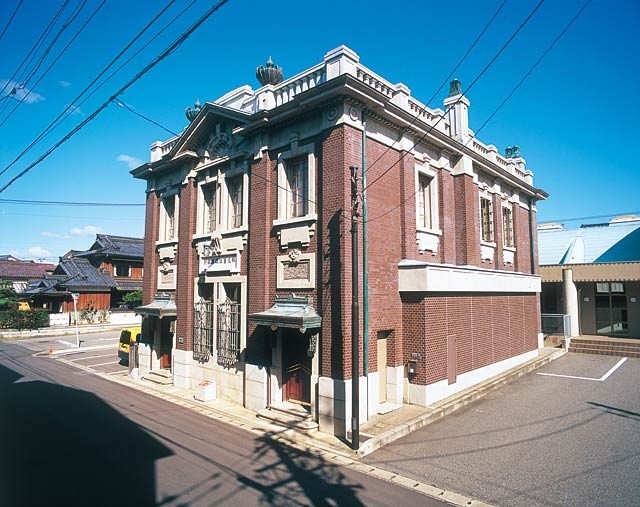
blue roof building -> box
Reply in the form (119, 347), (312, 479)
(538, 215), (640, 339)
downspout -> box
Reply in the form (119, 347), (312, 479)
(361, 110), (369, 403)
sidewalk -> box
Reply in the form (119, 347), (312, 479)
(0, 323), (124, 342)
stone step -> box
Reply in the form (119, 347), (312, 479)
(142, 369), (173, 385)
(568, 346), (640, 358)
(257, 403), (318, 434)
(571, 340), (640, 349)
(569, 342), (640, 354)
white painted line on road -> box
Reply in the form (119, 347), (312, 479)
(68, 353), (114, 362)
(537, 357), (628, 382)
(57, 340), (78, 348)
(86, 360), (121, 367)
(599, 357), (627, 381)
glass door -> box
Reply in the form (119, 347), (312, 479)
(595, 282), (629, 337)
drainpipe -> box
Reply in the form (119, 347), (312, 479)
(361, 110), (369, 407)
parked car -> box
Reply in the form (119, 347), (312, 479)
(117, 326), (141, 364)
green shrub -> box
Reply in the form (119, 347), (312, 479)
(0, 309), (50, 330)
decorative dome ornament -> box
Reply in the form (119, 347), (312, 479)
(256, 56), (283, 86)
(185, 99), (202, 122)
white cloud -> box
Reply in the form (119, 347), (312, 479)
(28, 246), (51, 259)
(42, 231), (71, 239)
(0, 79), (44, 104)
(117, 154), (142, 170)
(69, 225), (102, 236)
(65, 103), (84, 117)
(58, 80), (71, 88)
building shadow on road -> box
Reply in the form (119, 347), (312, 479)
(240, 430), (365, 506)
(0, 364), (172, 507)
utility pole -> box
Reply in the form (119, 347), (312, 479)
(350, 165), (360, 450)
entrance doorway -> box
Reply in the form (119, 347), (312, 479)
(283, 330), (311, 406)
(595, 282), (629, 337)
(159, 318), (174, 369)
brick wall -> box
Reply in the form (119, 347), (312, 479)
(402, 293), (541, 386)
(515, 205), (533, 274)
(365, 137), (406, 371)
(454, 174), (480, 266)
(142, 190), (159, 306)
(175, 177), (197, 351)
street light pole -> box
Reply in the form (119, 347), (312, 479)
(72, 293), (80, 347)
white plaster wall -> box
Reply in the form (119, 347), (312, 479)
(172, 349), (191, 389)
(138, 343), (151, 375)
(109, 312), (142, 326)
(367, 372), (379, 417)
(409, 349), (538, 406)
(387, 365), (405, 404)
(318, 376), (368, 438)
(245, 364), (267, 411)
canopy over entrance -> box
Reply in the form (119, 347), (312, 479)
(135, 293), (177, 318)
(248, 293), (321, 332)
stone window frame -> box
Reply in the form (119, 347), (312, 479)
(479, 192), (495, 245)
(415, 163), (440, 234)
(159, 192), (179, 243)
(502, 202), (515, 249)
(273, 141), (317, 227)
(195, 163), (249, 238)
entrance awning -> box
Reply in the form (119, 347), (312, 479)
(135, 293), (177, 318)
(248, 293), (321, 332)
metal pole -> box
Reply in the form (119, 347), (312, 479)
(72, 293), (80, 347)
(350, 165), (360, 450)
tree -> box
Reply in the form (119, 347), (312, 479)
(122, 290), (143, 308)
(0, 282), (18, 311)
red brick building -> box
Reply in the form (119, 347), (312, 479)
(132, 46), (547, 437)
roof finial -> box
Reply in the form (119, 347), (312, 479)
(256, 56), (283, 86)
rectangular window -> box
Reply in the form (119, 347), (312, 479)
(596, 283), (610, 293)
(417, 174), (434, 229)
(502, 206), (514, 247)
(480, 196), (494, 242)
(286, 157), (308, 219)
(227, 177), (243, 228)
(161, 196), (176, 241)
(114, 263), (130, 277)
(203, 183), (218, 233)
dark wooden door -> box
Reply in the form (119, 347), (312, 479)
(160, 318), (173, 369)
(284, 331), (311, 405)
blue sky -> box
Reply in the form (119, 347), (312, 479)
(0, 0), (638, 261)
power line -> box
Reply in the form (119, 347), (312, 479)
(0, 210), (141, 220)
(0, 198), (143, 206)
(0, 0), (104, 127)
(0, 0), (195, 178)
(363, 0), (509, 179)
(363, 0), (546, 193)
(364, 0), (591, 226)
(113, 99), (178, 136)
(0, 0), (24, 44)
(0, 1), (70, 103)
(0, 0), (231, 194)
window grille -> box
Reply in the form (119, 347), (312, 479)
(193, 300), (215, 362)
(217, 298), (241, 367)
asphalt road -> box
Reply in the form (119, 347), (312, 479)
(363, 353), (640, 507)
(0, 340), (450, 507)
